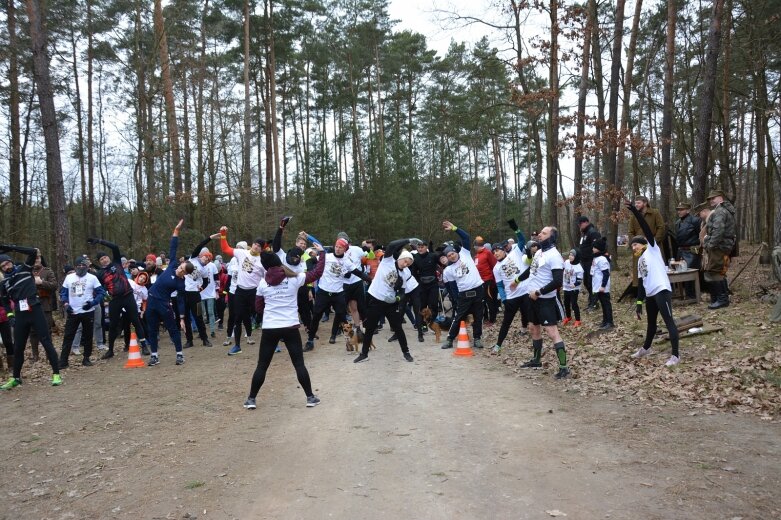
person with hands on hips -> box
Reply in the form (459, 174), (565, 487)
(626, 199), (681, 366)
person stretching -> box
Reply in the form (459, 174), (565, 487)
(627, 201), (681, 366)
(243, 244), (325, 410)
(86, 236), (148, 359)
(146, 220), (192, 366)
(354, 239), (417, 364)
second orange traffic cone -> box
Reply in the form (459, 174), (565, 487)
(124, 333), (145, 368)
(453, 321), (473, 357)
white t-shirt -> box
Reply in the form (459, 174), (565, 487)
(231, 249), (265, 290)
(638, 242), (671, 297)
(62, 273), (102, 314)
(345, 245), (367, 284)
(184, 260), (205, 292)
(200, 262), (218, 300)
(368, 257), (403, 303)
(493, 247), (528, 300)
(257, 273), (308, 328)
(402, 267), (418, 293)
(228, 257), (240, 294)
(591, 255), (611, 293)
(528, 247), (564, 298)
(318, 253), (358, 293)
(130, 279), (148, 311)
(448, 248), (483, 293)
(562, 260), (584, 292)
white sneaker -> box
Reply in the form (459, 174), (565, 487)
(245, 335), (255, 345)
(72, 346), (82, 356)
(631, 347), (651, 359)
(96, 344), (108, 351)
(665, 355), (680, 367)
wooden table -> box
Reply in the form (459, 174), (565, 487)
(667, 268), (700, 305)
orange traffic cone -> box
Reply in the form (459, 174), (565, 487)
(453, 321), (473, 357)
(124, 333), (145, 368)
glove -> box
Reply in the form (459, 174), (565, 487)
(83, 302), (94, 311)
(507, 219), (518, 231)
(86, 237), (98, 245)
(65, 304), (74, 315)
(280, 216), (292, 228)
(635, 302), (643, 320)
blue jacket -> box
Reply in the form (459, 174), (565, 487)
(149, 236), (185, 303)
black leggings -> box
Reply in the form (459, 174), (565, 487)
(361, 295), (409, 355)
(418, 282), (439, 315)
(61, 311), (95, 360)
(596, 291), (613, 325)
(12, 303), (59, 378)
(297, 286), (313, 331)
(226, 292), (251, 338)
(563, 290), (580, 320)
(248, 327), (312, 399)
(308, 290), (347, 341)
(642, 289), (679, 357)
(232, 287), (256, 347)
(184, 291), (208, 342)
(108, 292), (146, 352)
(496, 296), (528, 346)
(447, 285), (485, 341)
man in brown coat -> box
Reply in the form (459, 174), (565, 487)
(29, 254), (58, 361)
(629, 196), (666, 287)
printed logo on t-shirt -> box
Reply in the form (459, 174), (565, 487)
(328, 260), (343, 276)
(638, 257), (648, 279)
(500, 260), (520, 278)
(241, 257), (255, 273)
(71, 279), (86, 297)
(383, 270), (399, 288)
(456, 262), (471, 278)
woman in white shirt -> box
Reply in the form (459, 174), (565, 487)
(627, 202), (680, 366)
(244, 245), (325, 410)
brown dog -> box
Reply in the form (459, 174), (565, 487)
(421, 308), (474, 343)
(342, 322), (375, 352)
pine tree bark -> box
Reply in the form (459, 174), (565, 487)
(574, 2), (592, 216)
(692, 0), (725, 205)
(7, 0), (22, 242)
(659, 0), (676, 221)
(153, 0), (183, 200)
(547, 0), (560, 228)
(25, 0), (72, 271)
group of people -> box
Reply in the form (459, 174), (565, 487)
(0, 188), (738, 403)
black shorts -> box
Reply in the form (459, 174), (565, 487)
(343, 281), (365, 303)
(530, 296), (563, 326)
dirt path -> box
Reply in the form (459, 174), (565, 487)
(2, 324), (779, 519)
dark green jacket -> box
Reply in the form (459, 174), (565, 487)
(704, 201), (736, 252)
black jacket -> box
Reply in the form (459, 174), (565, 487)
(579, 224), (601, 265)
(675, 213), (702, 248)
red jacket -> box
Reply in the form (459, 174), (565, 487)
(474, 247), (497, 282)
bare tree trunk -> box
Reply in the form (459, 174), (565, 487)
(86, 0), (96, 237)
(574, 0), (592, 216)
(69, 24), (88, 239)
(181, 70), (194, 222)
(268, 0), (281, 202)
(603, 0), (625, 259)
(153, 0), (183, 200)
(197, 0), (209, 231)
(589, 0), (605, 223)
(244, 0), (253, 207)
(8, 0), (23, 242)
(547, 0), (560, 228)
(692, 0), (725, 205)
(25, 0), (72, 270)
(659, 0), (676, 221)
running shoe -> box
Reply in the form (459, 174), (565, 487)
(244, 397), (257, 410)
(72, 346), (82, 356)
(665, 355), (680, 367)
(491, 344), (502, 354)
(0, 378), (21, 390)
(303, 340), (314, 352)
(519, 358), (542, 369)
(245, 336), (255, 345)
(403, 352), (414, 362)
(82, 358), (93, 367)
(353, 353), (368, 363)
(176, 354), (185, 365)
(101, 350), (114, 360)
(51, 374), (63, 386)
(148, 355), (160, 367)
(473, 339), (484, 349)
(228, 345), (242, 356)
(631, 347), (651, 359)
(554, 367), (570, 379)
(328, 335), (336, 344)
(306, 395), (321, 407)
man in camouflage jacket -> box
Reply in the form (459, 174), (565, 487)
(702, 189), (736, 309)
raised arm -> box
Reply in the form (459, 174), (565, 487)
(385, 238), (410, 259)
(190, 235), (212, 260)
(272, 216), (293, 253)
(303, 245), (326, 284)
(219, 226), (234, 256)
(168, 219), (183, 261)
(88, 238), (122, 263)
(626, 203), (656, 247)
(442, 220), (471, 250)
(507, 218), (527, 247)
